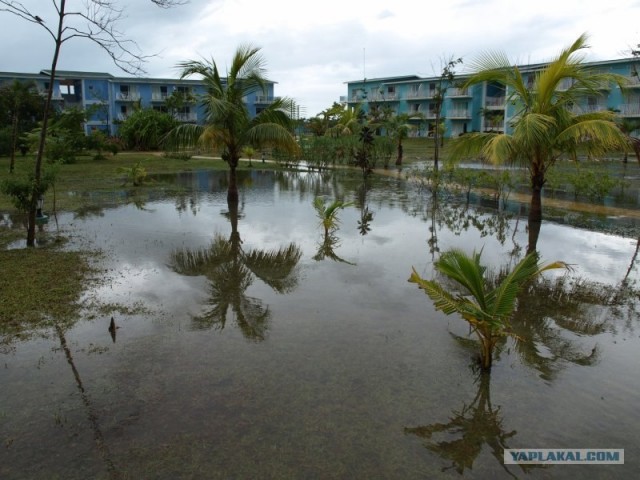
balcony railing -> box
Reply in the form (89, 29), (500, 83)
(151, 93), (169, 101)
(116, 92), (141, 101)
(618, 104), (640, 116)
(448, 109), (471, 119)
(485, 96), (505, 108)
(623, 75), (640, 88)
(571, 104), (606, 114)
(174, 112), (197, 122)
(255, 95), (279, 104)
(39, 90), (63, 100)
(407, 90), (436, 100)
(116, 113), (131, 121)
(448, 88), (471, 97)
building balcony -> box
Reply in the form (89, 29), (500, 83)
(174, 112), (197, 122)
(407, 91), (436, 100)
(39, 90), (63, 100)
(116, 113), (131, 121)
(448, 109), (471, 119)
(485, 96), (505, 108)
(116, 92), (141, 101)
(255, 95), (280, 104)
(571, 104), (606, 114)
(447, 88), (471, 97)
(618, 104), (640, 116)
(151, 93), (169, 102)
(623, 75), (640, 88)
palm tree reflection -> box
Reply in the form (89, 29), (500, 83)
(170, 201), (302, 341)
(405, 373), (527, 478)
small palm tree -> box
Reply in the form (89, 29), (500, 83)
(242, 145), (256, 167)
(313, 197), (352, 236)
(409, 249), (568, 370)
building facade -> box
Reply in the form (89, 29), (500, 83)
(0, 70), (278, 136)
(344, 58), (640, 139)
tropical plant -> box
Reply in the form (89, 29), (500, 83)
(449, 34), (628, 252)
(242, 145), (256, 167)
(409, 249), (568, 370)
(615, 117), (640, 164)
(313, 197), (352, 236)
(118, 108), (179, 151)
(0, 80), (44, 171)
(0, 0), (183, 247)
(168, 44), (299, 203)
(383, 113), (417, 166)
(117, 162), (147, 186)
(432, 56), (463, 170)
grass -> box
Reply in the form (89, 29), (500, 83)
(0, 233), (94, 336)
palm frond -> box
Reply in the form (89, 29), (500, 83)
(433, 249), (488, 311)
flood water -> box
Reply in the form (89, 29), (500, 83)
(1, 169), (639, 479)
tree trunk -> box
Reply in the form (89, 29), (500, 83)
(480, 336), (493, 370)
(9, 112), (18, 173)
(227, 164), (239, 204)
(527, 172), (544, 254)
(27, 0), (66, 246)
(395, 142), (403, 166)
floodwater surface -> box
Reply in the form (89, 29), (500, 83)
(1, 169), (639, 479)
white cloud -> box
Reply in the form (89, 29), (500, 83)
(1, 0), (640, 116)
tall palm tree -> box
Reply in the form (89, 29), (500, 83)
(170, 44), (299, 203)
(449, 34), (628, 252)
(409, 249), (567, 370)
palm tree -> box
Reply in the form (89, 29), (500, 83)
(616, 117), (640, 164)
(313, 197), (352, 236)
(170, 44), (299, 203)
(409, 249), (567, 370)
(449, 34), (628, 252)
(383, 113), (417, 166)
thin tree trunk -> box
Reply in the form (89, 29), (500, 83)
(27, 0), (66, 246)
(9, 112), (18, 173)
(527, 172), (544, 254)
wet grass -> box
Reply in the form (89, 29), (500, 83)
(0, 152), (285, 212)
(0, 235), (94, 337)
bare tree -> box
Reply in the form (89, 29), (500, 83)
(431, 56), (462, 173)
(0, 0), (185, 246)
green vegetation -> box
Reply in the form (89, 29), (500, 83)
(313, 197), (353, 236)
(169, 44), (299, 203)
(118, 108), (179, 151)
(409, 249), (568, 370)
(0, 235), (93, 336)
(449, 34), (629, 252)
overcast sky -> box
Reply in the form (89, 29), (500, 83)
(1, 0), (640, 117)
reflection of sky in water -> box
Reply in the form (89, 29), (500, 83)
(2, 170), (639, 479)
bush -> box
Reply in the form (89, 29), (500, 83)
(118, 109), (179, 151)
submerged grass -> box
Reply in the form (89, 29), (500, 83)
(0, 241), (94, 336)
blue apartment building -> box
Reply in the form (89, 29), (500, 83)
(344, 58), (640, 139)
(0, 69), (278, 136)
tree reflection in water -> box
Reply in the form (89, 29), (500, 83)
(405, 373), (532, 478)
(170, 200), (302, 341)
